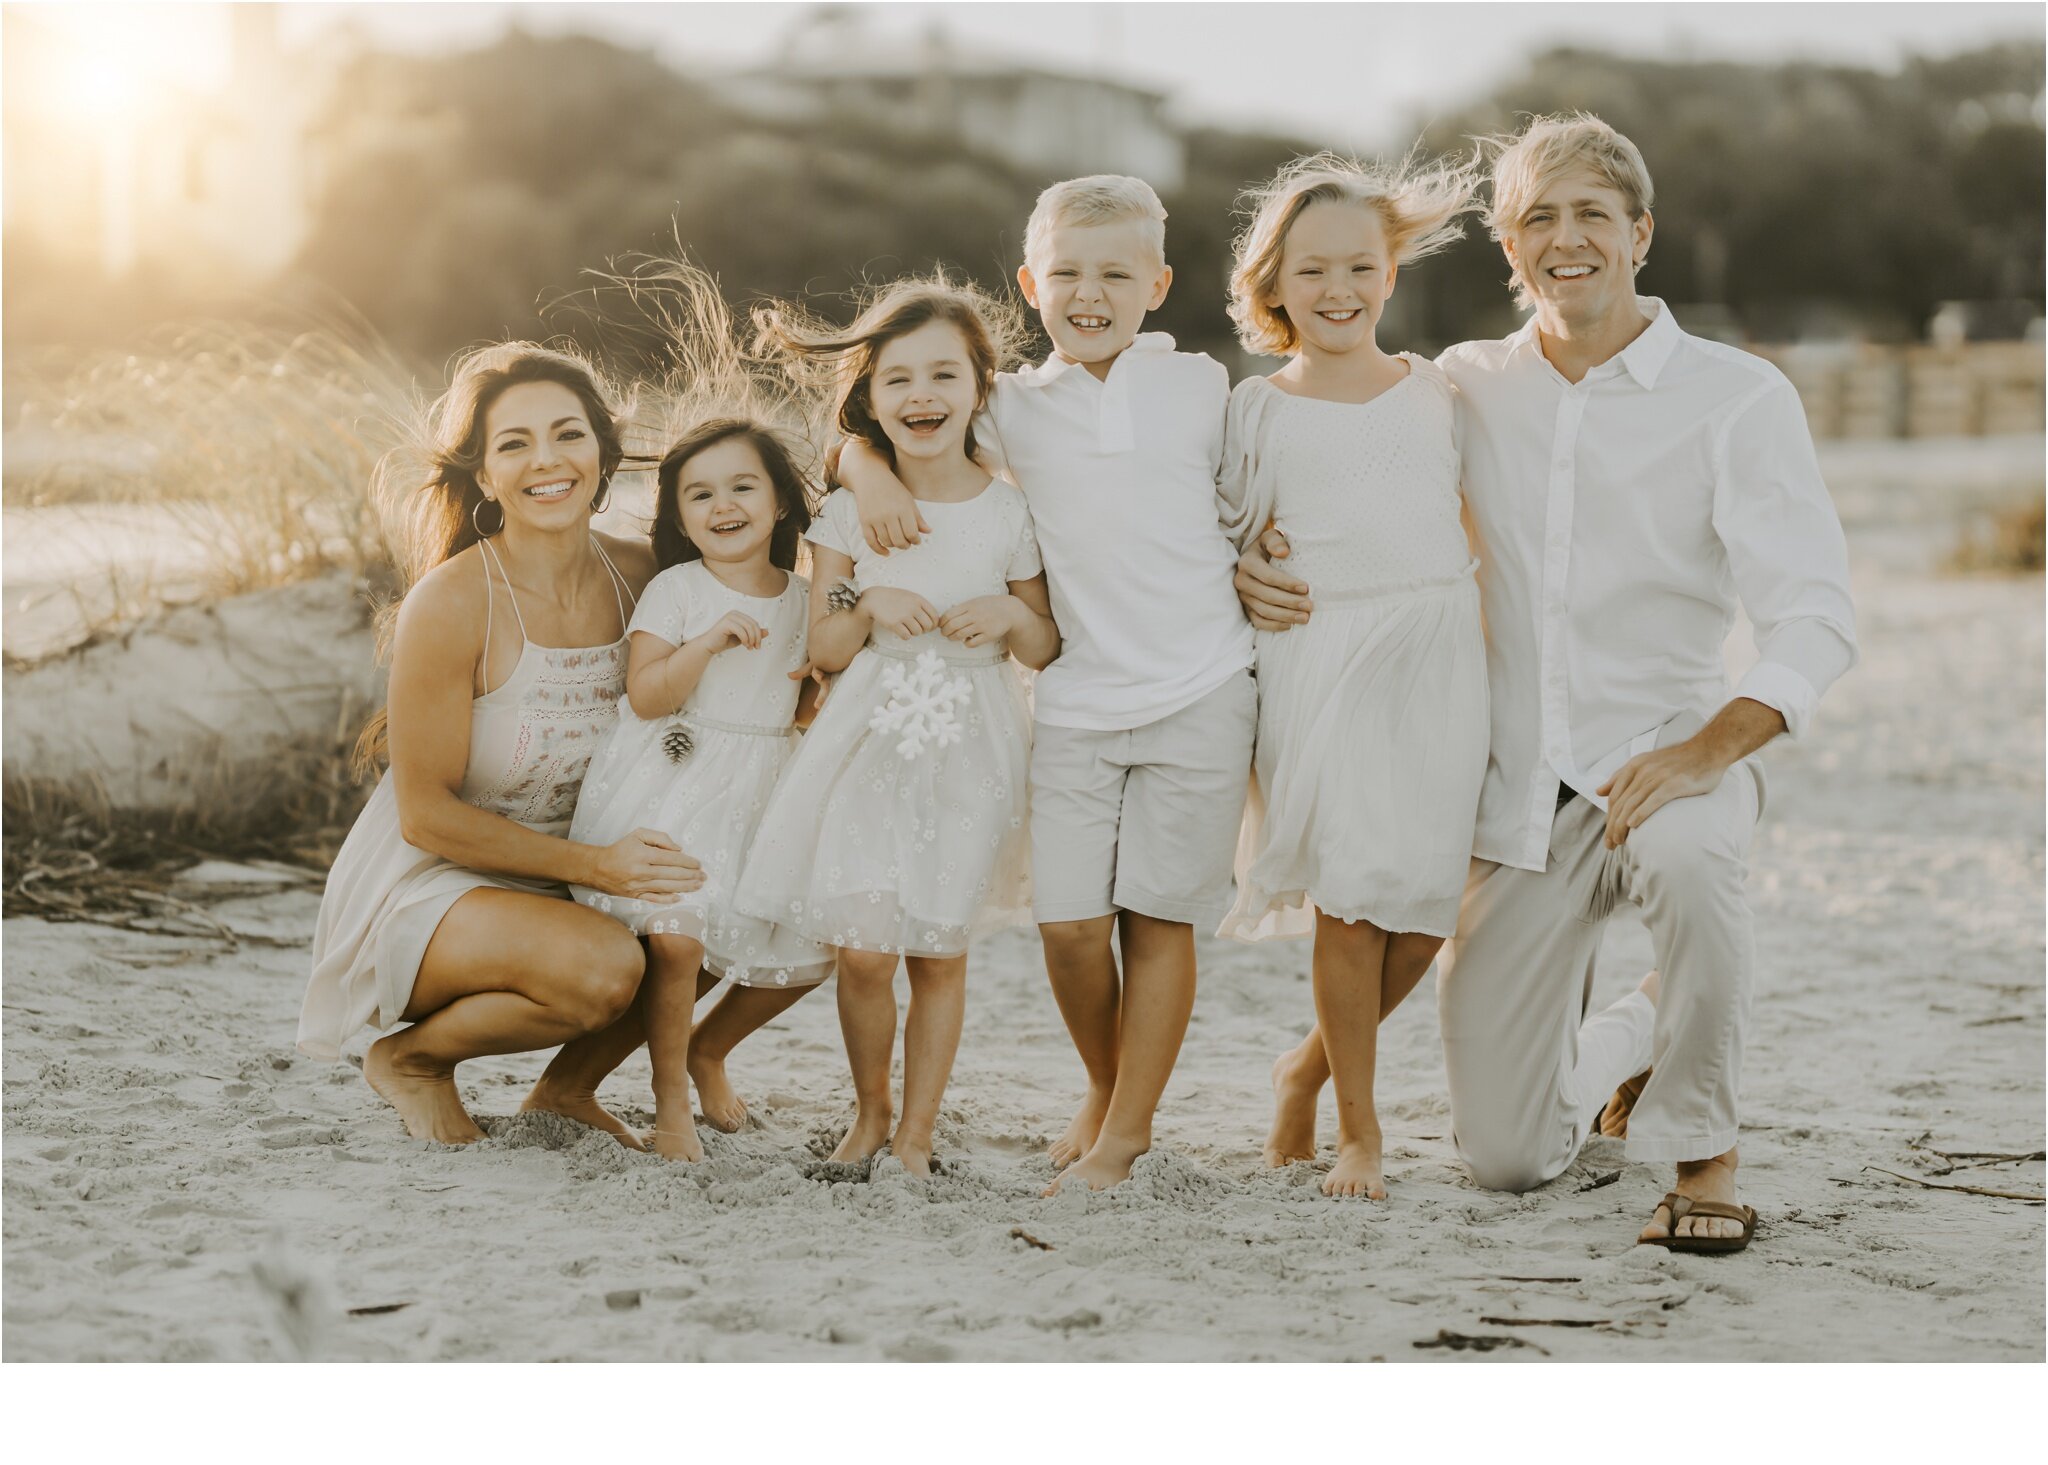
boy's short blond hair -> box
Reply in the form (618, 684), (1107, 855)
(1023, 174), (1168, 276)
(1227, 151), (1479, 358)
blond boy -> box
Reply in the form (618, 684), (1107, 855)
(839, 177), (1255, 1193)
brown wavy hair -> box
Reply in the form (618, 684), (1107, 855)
(751, 273), (1024, 471)
(652, 417), (815, 573)
(353, 342), (631, 775)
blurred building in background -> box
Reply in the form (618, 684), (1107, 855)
(722, 10), (1185, 190)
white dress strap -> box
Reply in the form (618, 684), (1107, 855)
(478, 537), (531, 645)
(591, 538), (636, 627)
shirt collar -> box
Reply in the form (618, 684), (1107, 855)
(1506, 296), (1682, 389)
(1016, 331), (1177, 387)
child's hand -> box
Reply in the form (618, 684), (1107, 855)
(859, 587), (941, 639)
(937, 595), (1021, 650)
(789, 660), (836, 712)
(693, 611), (765, 654)
(587, 829), (704, 902)
(841, 439), (930, 555)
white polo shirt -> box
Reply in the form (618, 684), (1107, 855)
(983, 333), (1254, 731)
(1444, 299), (1858, 871)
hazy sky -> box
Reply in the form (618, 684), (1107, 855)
(21, 2), (2046, 150)
(281, 1), (2045, 147)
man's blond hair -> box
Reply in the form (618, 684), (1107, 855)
(1484, 114), (1655, 304)
(1023, 174), (1168, 275)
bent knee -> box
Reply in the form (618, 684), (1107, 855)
(573, 933), (645, 1028)
(1460, 1145), (1560, 1195)
(1628, 817), (1745, 899)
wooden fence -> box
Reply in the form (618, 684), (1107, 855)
(1751, 342), (2044, 440)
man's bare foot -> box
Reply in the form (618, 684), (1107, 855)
(649, 1121), (705, 1163)
(1264, 1050), (1320, 1167)
(1048, 1087), (1110, 1169)
(520, 1080), (646, 1151)
(1322, 1137), (1386, 1199)
(1043, 1130), (1148, 1196)
(365, 1037), (485, 1145)
(1639, 1148), (1744, 1243)
(829, 1108), (893, 1163)
(686, 1049), (747, 1133)
(1599, 971), (1661, 1139)
(891, 1133), (934, 1179)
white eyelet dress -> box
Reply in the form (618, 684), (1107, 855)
(298, 539), (633, 1060)
(567, 561), (834, 988)
(733, 483), (1039, 959)
(1216, 358), (1489, 941)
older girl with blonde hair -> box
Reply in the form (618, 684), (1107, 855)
(1216, 150), (1488, 1199)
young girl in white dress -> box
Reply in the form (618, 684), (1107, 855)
(738, 279), (1061, 1177)
(1216, 153), (1487, 1200)
(561, 418), (834, 1159)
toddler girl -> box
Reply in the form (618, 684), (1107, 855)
(562, 418), (835, 1159)
(1216, 153), (1487, 1200)
(736, 278), (1060, 1178)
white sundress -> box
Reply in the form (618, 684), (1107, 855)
(299, 538), (633, 1059)
(1216, 358), (1489, 941)
(567, 560), (834, 988)
(732, 482), (1040, 958)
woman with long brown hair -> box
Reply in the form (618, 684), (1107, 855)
(300, 342), (699, 1146)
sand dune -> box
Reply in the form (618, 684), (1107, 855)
(3, 555), (2041, 1362)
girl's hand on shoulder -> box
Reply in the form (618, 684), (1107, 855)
(859, 587), (940, 639)
(937, 595), (1021, 650)
(693, 610), (765, 654)
(839, 440), (929, 555)
(588, 829), (704, 902)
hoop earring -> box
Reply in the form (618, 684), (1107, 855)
(591, 479), (612, 514)
(473, 496), (505, 537)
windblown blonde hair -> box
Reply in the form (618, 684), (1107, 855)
(752, 271), (1027, 471)
(1228, 150), (1480, 357)
(1023, 174), (1169, 276)
(1482, 113), (1655, 304)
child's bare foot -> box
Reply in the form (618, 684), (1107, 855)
(1043, 1129), (1148, 1196)
(365, 1037), (485, 1145)
(830, 1108), (893, 1163)
(686, 1049), (747, 1133)
(1264, 1050), (1320, 1167)
(1048, 1086), (1110, 1169)
(891, 1133), (934, 1178)
(520, 1079), (646, 1151)
(649, 1122), (704, 1163)
(1322, 1137), (1385, 1199)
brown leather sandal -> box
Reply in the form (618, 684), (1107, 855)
(1598, 1070), (1651, 1138)
(1640, 1191), (1758, 1254)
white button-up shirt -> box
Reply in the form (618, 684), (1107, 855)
(985, 333), (1254, 731)
(1443, 298), (1857, 871)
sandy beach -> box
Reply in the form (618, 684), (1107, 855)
(4, 529), (2043, 1362)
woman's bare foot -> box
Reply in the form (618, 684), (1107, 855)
(1639, 1148), (1743, 1243)
(1322, 1137), (1386, 1199)
(365, 1037), (485, 1145)
(520, 1079), (646, 1151)
(686, 1049), (748, 1133)
(649, 1121), (704, 1163)
(1043, 1129), (1148, 1196)
(891, 1132), (935, 1179)
(1048, 1086), (1110, 1169)
(1264, 1050), (1320, 1167)
(830, 1107), (893, 1164)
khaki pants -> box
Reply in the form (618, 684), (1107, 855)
(1438, 760), (1764, 1189)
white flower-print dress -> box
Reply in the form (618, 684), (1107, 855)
(1216, 359), (1489, 941)
(569, 561), (834, 988)
(733, 483), (1039, 958)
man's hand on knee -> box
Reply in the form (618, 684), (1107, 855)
(1597, 698), (1786, 849)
